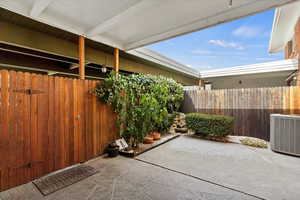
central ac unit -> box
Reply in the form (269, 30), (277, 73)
(270, 114), (300, 157)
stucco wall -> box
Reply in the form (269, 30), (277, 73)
(0, 21), (197, 85)
(204, 73), (290, 89)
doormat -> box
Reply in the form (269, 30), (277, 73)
(33, 165), (98, 196)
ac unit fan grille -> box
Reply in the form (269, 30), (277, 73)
(270, 114), (300, 156)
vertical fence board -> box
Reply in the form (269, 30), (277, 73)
(0, 69), (118, 191)
(8, 70), (17, 188)
(46, 75), (55, 174)
(182, 86), (300, 141)
(0, 70), (10, 190)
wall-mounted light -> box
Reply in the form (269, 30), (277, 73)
(228, 0), (233, 7)
(101, 54), (108, 73)
(101, 66), (107, 73)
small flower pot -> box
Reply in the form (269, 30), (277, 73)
(151, 132), (161, 140)
(143, 137), (154, 144)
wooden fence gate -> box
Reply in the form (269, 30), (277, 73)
(182, 87), (300, 141)
(0, 70), (117, 191)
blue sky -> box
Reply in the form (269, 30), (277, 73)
(147, 9), (283, 71)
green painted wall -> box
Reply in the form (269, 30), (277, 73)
(0, 21), (197, 85)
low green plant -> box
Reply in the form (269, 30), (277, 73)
(94, 72), (183, 147)
(240, 138), (268, 148)
(185, 113), (234, 137)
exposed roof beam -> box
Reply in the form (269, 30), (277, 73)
(47, 71), (57, 75)
(30, 0), (53, 17)
(69, 63), (93, 70)
(86, 1), (146, 37)
(69, 63), (79, 70)
(0, 64), (105, 80)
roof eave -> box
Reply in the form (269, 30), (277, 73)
(128, 48), (200, 78)
(200, 59), (298, 78)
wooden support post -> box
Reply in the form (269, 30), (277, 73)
(114, 48), (119, 77)
(295, 18), (300, 86)
(198, 79), (205, 89)
(297, 64), (300, 86)
(79, 35), (85, 80)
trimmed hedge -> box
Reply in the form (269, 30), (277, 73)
(186, 113), (234, 137)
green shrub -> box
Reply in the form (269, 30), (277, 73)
(94, 72), (183, 147)
(186, 113), (234, 137)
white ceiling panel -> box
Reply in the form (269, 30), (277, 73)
(0, 0), (298, 50)
(269, 1), (300, 53)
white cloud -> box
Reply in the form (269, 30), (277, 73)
(208, 40), (245, 50)
(191, 50), (212, 54)
(232, 26), (262, 38)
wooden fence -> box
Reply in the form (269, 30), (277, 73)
(0, 70), (117, 191)
(182, 87), (300, 141)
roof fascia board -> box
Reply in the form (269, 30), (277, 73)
(268, 8), (282, 53)
(128, 48), (199, 78)
(200, 59), (298, 78)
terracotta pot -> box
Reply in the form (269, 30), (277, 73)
(143, 137), (154, 144)
(150, 132), (161, 140)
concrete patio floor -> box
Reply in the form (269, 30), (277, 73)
(1, 155), (258, 200)
(2, 135), (300, 200)
(136, 136), (300, 200)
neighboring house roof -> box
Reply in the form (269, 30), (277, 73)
(128, 48), (199, 78)
(269, 1), (300, 53)
(200, 59), (298, 78)
(0, 0), (295, 50)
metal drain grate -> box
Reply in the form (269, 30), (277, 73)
(33, 165), (98, 195)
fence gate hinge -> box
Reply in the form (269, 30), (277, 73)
(16, 162), (32, 169)
(15, 161), (44, 169)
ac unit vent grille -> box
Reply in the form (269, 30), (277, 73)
(270, 114), (300, 157)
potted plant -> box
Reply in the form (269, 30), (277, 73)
(106, 142), (119, 157)
(149, 132), (161, 140)
(94, 73), (184, 149)
(143, 136), (154, 144)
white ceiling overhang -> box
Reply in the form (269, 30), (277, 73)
(269, 1), (300, 53)
(0, 0), (298, 51)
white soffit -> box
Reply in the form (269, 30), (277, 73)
(200, 59), (298, 78)
(0, 0), (298, 51)
(269, 0), (300, 53)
